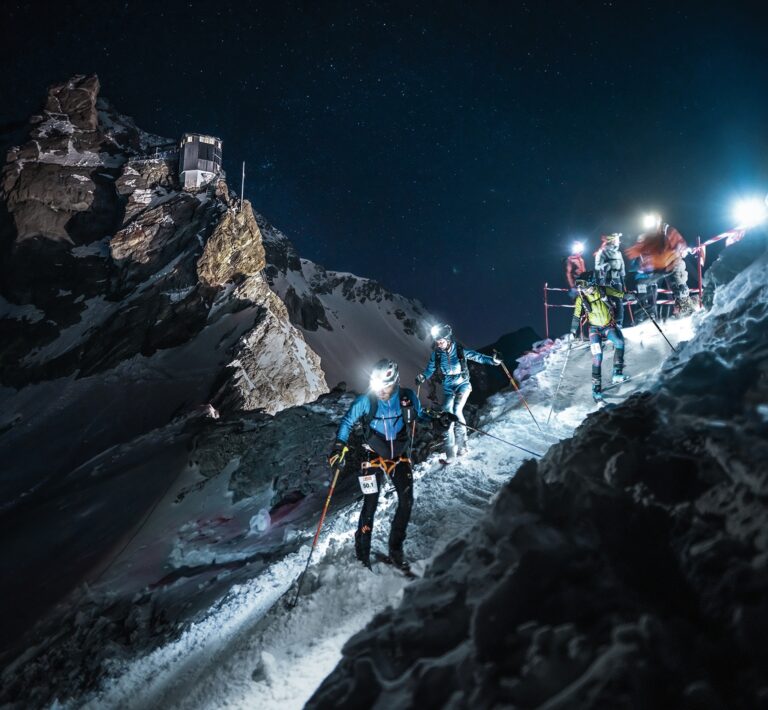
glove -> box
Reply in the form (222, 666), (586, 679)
(415, 373), (426, 385)
(568, 288), (578, 299)
(492, 354), (502, 365)
(328, 441), (349, 470)
(439, 411), (459, 427)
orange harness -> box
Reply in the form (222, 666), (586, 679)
(361, 455), (411, 477)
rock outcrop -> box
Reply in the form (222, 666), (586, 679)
(197, 202), (266, 287)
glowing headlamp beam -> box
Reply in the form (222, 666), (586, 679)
(733, 198), (768, 229)
(642, 213), (661, 230)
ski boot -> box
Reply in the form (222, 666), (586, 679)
(592, 381), (605, 406)
(441, 445), (457, 464)
(611, 371), (630, 385)
(676, 296), (695, 317)
(388, 547), (411, 573)
(355, 528), (372, 570)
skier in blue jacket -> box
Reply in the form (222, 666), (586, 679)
(416, 324), (501, 461)
(328, 358), (438, 571)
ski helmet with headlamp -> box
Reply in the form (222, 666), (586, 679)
(430, 323), (453, 341)
(369, 358), (400, 391)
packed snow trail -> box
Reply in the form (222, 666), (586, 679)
(83, 317), (693, 710)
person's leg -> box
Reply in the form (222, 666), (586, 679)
(607, 326), (626, 378)
(613, 295), (625, 327)
(589, 326), (604, 399)
(648, 282), (658, 320)
(388, 460), (414, 563)
(355, 470), (382, 567)
(452, 382), (472, 453)
(442, 385), (457, 458)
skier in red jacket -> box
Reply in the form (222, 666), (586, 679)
(565, 241), (587, 300)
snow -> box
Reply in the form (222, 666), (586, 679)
(21, 296), (113, 365)
(0, 296), (45, 323)
(71, 237), (111, 258)
(74, 315), (695, 710)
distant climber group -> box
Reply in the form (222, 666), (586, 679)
(318, 214), (701, 576)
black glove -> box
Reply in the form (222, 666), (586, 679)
(415, 373), (426, 385)
(436, 411), (459, 428)
(328, 441), (349, 470)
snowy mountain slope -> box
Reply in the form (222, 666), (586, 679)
(36, 318), (691, 710)
(260, 215), (435, 393)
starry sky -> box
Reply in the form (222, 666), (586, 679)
(2, 1), (767, 344)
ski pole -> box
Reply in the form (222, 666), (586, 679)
(291, 465), (341, 608)
(408, 383), (421, 455)
(454, 419), (543, 458)
(634, 297), (678, 353)
(547, 339), (572, 425)
(493, 350), (543, 434)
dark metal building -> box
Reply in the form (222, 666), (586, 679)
(179, 133), (223, 190)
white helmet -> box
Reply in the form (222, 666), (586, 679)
(370, 358), (399, 390)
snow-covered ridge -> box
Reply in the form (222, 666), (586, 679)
(259, 212), (434, 393)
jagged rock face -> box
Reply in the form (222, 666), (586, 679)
(197, 200), (266, 288)
(0, 74), (168, 246)
(260, 213), (434, 392)
(116, 158), (178, 222)
(308, 256), (768, 709)
(44, 74), (100, 130)
(211, 274), (327, 414)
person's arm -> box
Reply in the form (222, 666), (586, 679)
(605, 285), (625, 299)
(565, 258), (576, 288)
(464, 348), (498, 366)
(570, 296), (583, 334)
(336, 395), (370, 443)
(417, 352), (436, 383)
(406, 389), (432, 422)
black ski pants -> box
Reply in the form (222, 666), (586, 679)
(357, 459), (413, 556)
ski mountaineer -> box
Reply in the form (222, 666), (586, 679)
(625, 216), (695, 317)
(416, 324), (501, 461)
(327, 359), (439, 572)
(594, 233), (627, 326)
(569, 272), (632, 404)
(565, 241), (587, 300)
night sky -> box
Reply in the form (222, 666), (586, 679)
(2, 1), (767, 345)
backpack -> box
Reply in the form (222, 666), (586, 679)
(361, 389), (416, 438)
(431, 342), (469, 383)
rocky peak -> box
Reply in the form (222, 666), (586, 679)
(198, 200), (266, 287)
(43, 74), (100, 131)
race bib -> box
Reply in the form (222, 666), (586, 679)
(590, 342), (603, 355)
(358, 474), (378, 495)
(637, 284), (647, 293)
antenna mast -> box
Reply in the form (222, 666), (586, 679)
(240, 161), (245, 212)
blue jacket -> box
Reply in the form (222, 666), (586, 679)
(336, 387), (429, 443)
(420, 342), (496, 388)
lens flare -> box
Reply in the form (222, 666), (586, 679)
(733, 198), (768, 228)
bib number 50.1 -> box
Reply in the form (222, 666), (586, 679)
(358, 474), (378, 495)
